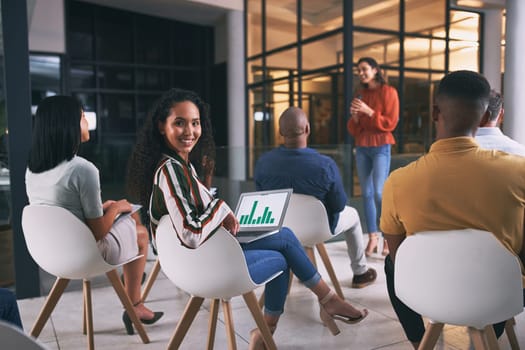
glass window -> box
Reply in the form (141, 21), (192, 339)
(136, 69), (171, 91)
(30, 55), (61, 107)
(247, 58), (263, 84)
(266, 0), (297, 51)
(406, 0), (446, 36)
(353, 32), (400, 66)
(301, 0), (342, 39)
(266, 48), (297, 71)
(99, 94), (135, 133)
(137, 94), (160, 128)
(98, 66), (134, 90)
(70, 65), (95, 89)
(68, 1), (94, 60)
(302, 33), (342, 71)
(135, 16), (171, 65)
(173, 69), (204, 95)
(448, 11), (480, 72)
(96, 8), (133, 62)
(404, 37), (446, 71)
(354, 0), (399, 31)
(302, 70), (343, 145)
(172, 23), (211, 66)
(247, 0), (262, 56)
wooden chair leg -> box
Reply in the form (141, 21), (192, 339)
(31, 277), (70, 338)
(243, 291), (277, 350)
(83, 280), (94, 350)
(418, 322), (444, 350)
(305, 246), (317, 268)
(222, 299), (237, 350)
(258, 292), (265, 309)
(82, 283), (87, 335)
(106, 270), (149, 344)
(483, 325), (500, 350)
(316, 243), (343, 299)
(470, 327), (490, 350)
(505, 318), (520, 350)
(207, 299), (220, 350)
(140, 259), (161, 303)
(167, 296), (204, 350)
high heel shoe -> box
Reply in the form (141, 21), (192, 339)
(248, 325), (276, 350)
(365, 234), (378, 257)
(122, 309), (164, 335)
(319, 290), (368, 335)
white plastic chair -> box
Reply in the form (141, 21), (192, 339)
(21, 205), (150, 350)
(156, 215), (282, 350)
(282, 193), (344, 298)
(0, 320), (49, 350)
(395, 229), (523, 350)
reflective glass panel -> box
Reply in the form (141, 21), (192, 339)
(302, 33), (342, 71)
(404, 37), (445, 70)
(449, 11), (480, 72)
(354, 0), (399, 31)
(247, 0), (262, 56)
(30, 55), (61, 107)
(353, 32), (400, 66)
(266, 47), (297, 70)
(405, 0), (445, 36)
(266, 0), (297, 51)
(301, 0), (342, 39)
(98, 66), (133, 90)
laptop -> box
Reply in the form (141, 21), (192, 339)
(234, 188), (292, 243)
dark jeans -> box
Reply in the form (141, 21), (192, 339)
(384, 255), (525, 342)
(0, 288), (23, 329)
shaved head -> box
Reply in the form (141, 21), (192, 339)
(279, 107), (309, 148)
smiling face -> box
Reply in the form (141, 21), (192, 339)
(158, 101), (201, 161)
(357, 61), (378, 86)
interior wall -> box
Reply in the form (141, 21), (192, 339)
(28, 0), (65, 53)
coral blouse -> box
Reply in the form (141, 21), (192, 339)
(347, 84), (399, 147)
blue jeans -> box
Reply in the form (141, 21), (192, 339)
(241, 227), (321, 316)
(0, 288), (23, 329)
(355, 144), (391, 233)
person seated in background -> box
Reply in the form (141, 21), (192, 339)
(255, 106), (377, 289)
(25, 96), (163, 336)
(380, 70), (525, 349)
(0, 288), (23, 329)
(475, 89), (525, 156)
(126, 88), (368, 349)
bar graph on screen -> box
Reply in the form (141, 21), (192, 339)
(239, 201), (276, 225)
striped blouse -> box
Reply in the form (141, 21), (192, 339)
(149, 152), (232, 248)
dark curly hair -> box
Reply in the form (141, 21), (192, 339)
(126, 88), (216, 208)
(357, 57), (386, 87)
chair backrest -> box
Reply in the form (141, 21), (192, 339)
(156, 215), (280, 299)
(0, 320), (49, 349)
(395, 228), (523, 329)
(21, 205), (116, 280)
(282, 193), (332, 247)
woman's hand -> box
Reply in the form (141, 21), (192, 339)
(104, 199), (132, 214)
(350, 98), (374, 118)
(222, 212), (240, 236)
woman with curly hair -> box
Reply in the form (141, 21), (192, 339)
(127, 88), (367, 349)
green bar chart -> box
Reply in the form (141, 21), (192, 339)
(239, 200), (276, 225)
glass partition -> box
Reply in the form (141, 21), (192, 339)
(301, 0), (342, 39)
(353, 32), (400, 66)
(354, 0), (399, 31)
(266, 0), (297, 51)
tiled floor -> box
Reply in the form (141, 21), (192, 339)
(17, 238), (525, 350)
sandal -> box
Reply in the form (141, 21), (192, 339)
(319, 290), (368, 335)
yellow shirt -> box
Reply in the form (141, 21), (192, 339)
(381, 137), (525, 285)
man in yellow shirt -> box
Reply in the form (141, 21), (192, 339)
(380, 70), (525, 348)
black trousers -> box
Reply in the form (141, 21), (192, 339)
(384, 255), (524, 342)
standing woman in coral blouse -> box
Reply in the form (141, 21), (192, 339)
(348, 57), (399, 257)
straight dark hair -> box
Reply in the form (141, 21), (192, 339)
(28, 95), (83, 173)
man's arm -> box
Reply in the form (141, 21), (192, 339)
(384, 233), (406, 263)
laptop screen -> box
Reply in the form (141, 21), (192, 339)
(234, 189), (292, 232)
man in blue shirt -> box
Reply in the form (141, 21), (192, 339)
(255, 107), (376, 288)
(475, 90), (525, 157)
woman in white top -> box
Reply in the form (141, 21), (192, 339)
(25, 95), (162, 335)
